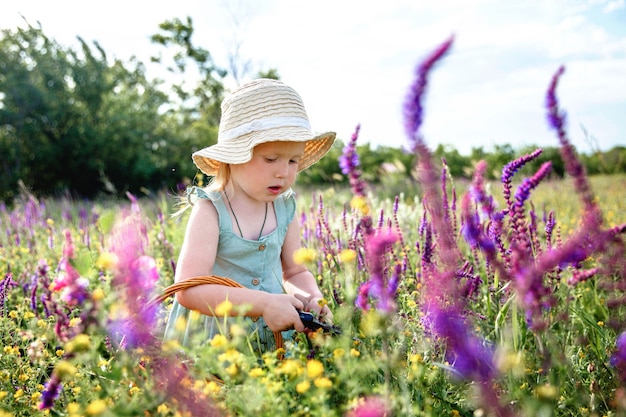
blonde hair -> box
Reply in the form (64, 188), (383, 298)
(171, 164), (232, 218)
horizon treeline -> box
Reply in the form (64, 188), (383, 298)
(1, 19), (624, 204)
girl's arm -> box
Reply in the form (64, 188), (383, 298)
(281, 215), (333, 321)
(174, 199), (305, 332)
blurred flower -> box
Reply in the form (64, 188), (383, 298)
(340, 124), (367, 198)
(296, 380), (310, 393)
(611, 331), (626, 384)
(39, 374), (62, 410)
(356, 231), (400, 312)
(403, 35), (454, 148)
(95, 252), (118, 271)
(293, 247), (317, 265)
(425, 303), (495, 381)
(85, 399), (107, 416)
(339, 249), (357, 263)
(347, 395), (391, 417)
(350, 196), (370, 216)
(306, 359), (324, 379)
(215, 299), (233, 316)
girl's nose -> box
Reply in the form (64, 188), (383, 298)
(275, 161), (288, 178)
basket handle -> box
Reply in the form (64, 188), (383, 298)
(155, 275), (284, 352)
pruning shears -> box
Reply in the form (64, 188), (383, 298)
(298, 310), (342, 336)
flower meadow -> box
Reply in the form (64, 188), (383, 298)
(2, 37), (626, 417)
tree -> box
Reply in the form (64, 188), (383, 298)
(0, 25), (172, 201)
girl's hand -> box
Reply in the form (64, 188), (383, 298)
(261, 293), (305, 332)
(295, 294), (334, 324)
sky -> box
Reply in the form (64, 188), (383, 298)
(1, 0), (625, 155)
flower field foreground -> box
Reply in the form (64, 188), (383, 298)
(2, 38), (626, 417)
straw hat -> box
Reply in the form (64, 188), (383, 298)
(192, 79), (336, 176)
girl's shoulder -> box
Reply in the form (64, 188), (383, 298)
(276, 189), (297, 223)
(186, 186), (222, 203)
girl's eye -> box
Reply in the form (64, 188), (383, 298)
(289, 159), (299, 164)
(265, 158), (276, 163)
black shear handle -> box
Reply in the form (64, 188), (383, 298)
(298, 311), (342, 335)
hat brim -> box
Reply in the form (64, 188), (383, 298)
(193, 127), (336, 177)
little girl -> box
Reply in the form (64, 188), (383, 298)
(164, 79), (336, 353)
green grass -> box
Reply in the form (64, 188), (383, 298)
(0, 173), (625, 417)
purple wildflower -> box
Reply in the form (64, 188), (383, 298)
(403, 35), (455, 148)
(502, 149), (543, 213)
(355, 230), (399, 312)
(612, 332), (626, 385)
(1, 272), (18, 316)
(39, 374), (62, 410)
(546, 66), (598, 215)
(403, 37), (459, 271)
(107, 210), (160, 348)
(51, 231), (90, 307)
(513, 162), (553, 208)
(347, 396), (391, 417)
(424, 301), (495, 381)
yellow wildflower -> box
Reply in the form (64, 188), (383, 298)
(174, 316), (187, 332)
(293, 247), (317, 265)
(249, 368), (264, 378)
(333, 348), (345, 359)
(205, 381), (221, 395)
(161, 340), (180, 353)
(314, 377), (332, 389)
(338, 249), (357, 263)
(225, 363), (238, 376)
(218, 348), (241, 363)
(92, 288), (105, 301)
(350, 196), (370, 216)
(54, 361), (77, 379)
(215, 299), (233, 316)
(85, 399), (107, 416)
(96, 252), (118, 270)
(306, 359), (324, 379)
(210, 334), (228, 349)
(536, 384), (557, 399)
(65, 334), (90, 353)
(296, 380), (311, 393)
(278, 359), (303, 378)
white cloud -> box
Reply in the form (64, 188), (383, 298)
(1, 0), (624, 154)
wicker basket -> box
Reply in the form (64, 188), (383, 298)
(155, 275), (284, 351)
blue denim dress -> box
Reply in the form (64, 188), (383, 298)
(163, 186), (296, 353)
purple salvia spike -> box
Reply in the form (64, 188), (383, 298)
(377, 209), (385, 230)
(441, 159), (451, 224)
(545, 210), (556, 250)
(546, 66), (599, 218)
(502, 149), (543, 215)
(403, 36), (455, 148)
(509, 162), (553, 257)
(340, 124), (367, 198)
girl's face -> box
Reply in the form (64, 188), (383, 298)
(230, 141), (305, 202)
